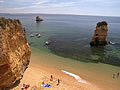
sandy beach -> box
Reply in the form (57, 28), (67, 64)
(12, 53), (100, 90)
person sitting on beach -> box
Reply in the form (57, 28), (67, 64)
(24, 84), (30, 90)
(41, 82), (51, 88)
(57, 79), (60, 86)
(50, 75), (53, 81)
(21, 84), (25, 90)
(41, 82), (44, 86)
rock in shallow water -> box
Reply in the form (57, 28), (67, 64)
(36, 16), (43, 21)
(90, 21), (108, 46)
(0, 17), (31, 88)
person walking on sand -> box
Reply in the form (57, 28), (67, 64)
(113, 74), (115, 79)
(50, 75), (53, 81)
(117, 72), (119, 78)
(57, 79), (60, 86)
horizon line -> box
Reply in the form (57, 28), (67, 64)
(0, 12), (120, 18)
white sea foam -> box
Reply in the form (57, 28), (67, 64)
(61, 70), (88, 84)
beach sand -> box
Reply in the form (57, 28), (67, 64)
(12, 54), (100, 90)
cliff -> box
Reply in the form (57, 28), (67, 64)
(90, 21), (108, 46)
(36, 16), (43, 21)
(0, 17), (31, 87)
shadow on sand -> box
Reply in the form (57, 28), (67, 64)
(0, 80), (20, 90)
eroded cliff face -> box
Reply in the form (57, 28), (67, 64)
(0, 17), (31, 87)
(90, 21), (108, 46)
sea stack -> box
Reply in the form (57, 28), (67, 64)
(0, 17), (31, 87)
(36, 16), (43, 21)
(90, 21), (108, 46)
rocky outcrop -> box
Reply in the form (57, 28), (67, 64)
(36, 16), (43, 21)
(0, 17), (31, 87)
(90, 21), (108, 46)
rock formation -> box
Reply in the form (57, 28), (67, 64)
(36, 16), (43, 21)
(90, 21), (108, 46)
(0, 17), (31, 88)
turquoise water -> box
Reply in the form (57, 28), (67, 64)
(1, 14), (120, 89)
(3, 13), (120, 66)
(1, 13), (120, 66)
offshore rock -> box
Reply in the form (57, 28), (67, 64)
(0, 17), (31, 87)
(36, 16), (43, 21)
(90, 21), (108, 46)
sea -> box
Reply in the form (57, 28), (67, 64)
(0, 13), (120, 90)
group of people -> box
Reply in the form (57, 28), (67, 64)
(21, 84), (30, 90)
(41, 75), (60, 87)
(113, 72), (119, 79)
(50, 75), (60, 86)
(21, 75), (60, 90)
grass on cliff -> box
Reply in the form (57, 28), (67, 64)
(0, 17), (21, 29)
(0, 17), (7, 29)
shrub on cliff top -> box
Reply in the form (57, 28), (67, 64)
(0, 17), (7, 29)
(0, 17), (21, 29)
(97, 21), (108, 27)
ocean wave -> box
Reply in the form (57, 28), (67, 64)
(61, 70), (88, 84)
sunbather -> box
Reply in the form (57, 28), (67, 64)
(25, 85), (29, 90)
(41, 82), (51, 88)
(21, 84), (25, 90)
(21, 84), (30, 90)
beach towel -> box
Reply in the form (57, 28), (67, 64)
(47, 84), (51, 88)
(41, 83), (48, 87)
(41, 83), (51, 88)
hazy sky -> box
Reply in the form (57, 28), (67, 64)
(0, 0), (120, 16)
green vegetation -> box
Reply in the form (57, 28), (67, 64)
(0, 17), (21, 29)
(0, 17), (7, 29)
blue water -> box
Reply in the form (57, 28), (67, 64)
(1, 13), (120, 89)
(1, 13), (120, 66)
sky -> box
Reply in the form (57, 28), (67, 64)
(0, 0), (120, 16)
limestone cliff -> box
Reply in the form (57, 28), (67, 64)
(0, 17), (31, 87)
(90, 21), (108, 46)
(36, 16), (43, 21)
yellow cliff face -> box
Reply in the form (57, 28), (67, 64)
(90, 21), (108, 46)
(0, 17), (31, 87)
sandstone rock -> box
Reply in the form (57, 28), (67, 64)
(36, 16), (43, 21)
(0, 17), (31, 88)
(90, 21), (108, 46)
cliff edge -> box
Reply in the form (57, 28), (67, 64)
(0, 17), (31, 87)
(90, 21), (108, 46)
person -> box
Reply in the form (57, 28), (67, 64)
(42, 82), (44, 85)
(24, 84), (30, 90)
(117, 72), (119, 78)
(41, 82), (45, 87)
(57, 79), (60, 86)
(21, 84), (25, 90)
(50, 75), (53, 81)
(113, 74), (115, 79)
